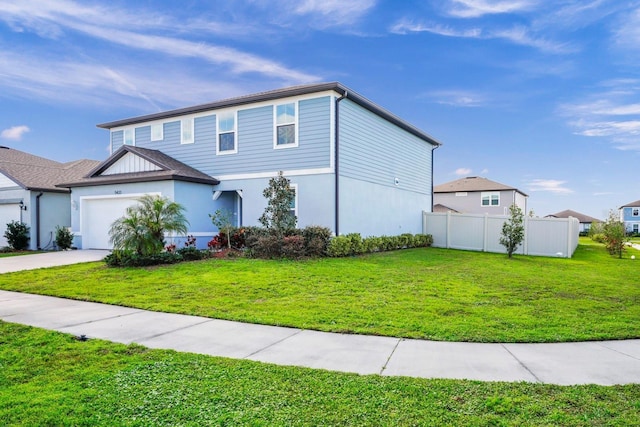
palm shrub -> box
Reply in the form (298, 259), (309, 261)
(3, 221), (30, 250)
(109, 195), (189, 256)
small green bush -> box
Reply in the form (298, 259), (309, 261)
(327, 235), (352, 257)
(251, 235), (283, 259)
(345, 233), (364, 255)
(55, 226), (74, 250)
(104, 250), (183, 267)
(4, 221), (30, 250)
(591, 233), (606, 244)
(176, 246), (208, 261)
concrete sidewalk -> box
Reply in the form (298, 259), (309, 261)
(1, 289), (639, 386)
(0, 250), (109, 273)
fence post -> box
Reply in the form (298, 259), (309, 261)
(483, 213), (488, 252)
(523, 216), (529, 255)
(567, 217), (573, 258)
(446, 210), (451, 249)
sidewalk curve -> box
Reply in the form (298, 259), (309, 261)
(1, 290), (639, 386)
(0, 250), (110, 273)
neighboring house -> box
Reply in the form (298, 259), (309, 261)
(0, 146), (99, 249)
(433, 176), (527, 215)
(545, 209), (601, 234)
(619, 200), (640, 235)
(59, 82), (442, 249)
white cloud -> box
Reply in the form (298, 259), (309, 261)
(292, 0), (376, 26)
(559, 80), (640, 151)
(527, 179), (573, 194)
(613, 6), (640, 50)
(455, 168), (472, 175)
(444, 0), (540, 18)
(390, 20), (572, 53)
(0, 125), (30, 141)
(423, 90), (487, 107)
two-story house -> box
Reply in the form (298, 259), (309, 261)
(433, 176), (528, 216)
(60, 83), (442, 249)
(619, 199), (640, 235)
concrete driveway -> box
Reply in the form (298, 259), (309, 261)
(0, 250), (109, 273)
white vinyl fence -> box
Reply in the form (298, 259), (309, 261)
(422, 211), (580, 258)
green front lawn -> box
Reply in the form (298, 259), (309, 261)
(2, 239), (638, 343)
(1, 321), (639, 426)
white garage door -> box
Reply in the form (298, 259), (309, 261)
(81, 197), (141, 249)
(0, 203), (21, 247)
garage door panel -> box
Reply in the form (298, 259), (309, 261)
(0, 204), (21, 247)
(82, 197), (141, 249)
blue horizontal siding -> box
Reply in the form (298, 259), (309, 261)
(339, 99), (433, 195)
(108, 96), (332, 177)
(111, 131), (124, 151)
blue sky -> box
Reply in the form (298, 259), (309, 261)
(1, 0), (639, 220)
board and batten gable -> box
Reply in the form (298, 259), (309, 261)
(109, 94), (333, 178)
(337, 98), (436, 236)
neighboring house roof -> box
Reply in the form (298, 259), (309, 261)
(96, 82), (442, 148)
(620, 199), (640, 208)
(434, 176), (528, 197)
(58, 145), (220, 188)
(545, 209), (601, 223)
(0, 146), (99, 193)
(433, 203), (460, 213)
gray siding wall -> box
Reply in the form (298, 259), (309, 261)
(339, 99), (433, 195)
(109, 96), (332, 177)
(214, 173), (335, 230)
(37, 192), (71, 250)
(339, 176), (430, 236)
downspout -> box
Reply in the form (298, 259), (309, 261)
(334, 90), (347, 235)
(36, 192), (43, 250)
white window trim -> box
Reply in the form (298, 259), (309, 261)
(273, 101), (299, 149)
(216, 110), (238, 155)
(289, 183), (298, 218)
(150, 123), (164, 141)
(632, 208), (639, 217)
(181, 118), (194, 145)
(481, 191), (500, 207)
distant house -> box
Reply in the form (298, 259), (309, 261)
(58, 82), (442, 249)
(0, 146), (99, 249)
(433, 176), (527, 215)
(545, 209), (600, 234)
(619, 200), (640, 235)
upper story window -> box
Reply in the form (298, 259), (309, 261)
(151, 123), (163, 141)
(217, 111), (237, 155)
(181, 118), (194, 144)
(633, 208), (639, 216)
(123, 128), (134, 146)
(481, 192), (500, 206)
(274, 102), (298, 148)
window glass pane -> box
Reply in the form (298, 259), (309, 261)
(277, 124), (295, 145)
(276, 103), (295, 124)
(633, 208), (639, 216)
(491, 195), (499, 206)
(182, 119), (193, 144)
(219, 132), (235, 152)
(124, 129), (134, 145)
(219, 112), (235, 133)
(151, 123), (163, 141)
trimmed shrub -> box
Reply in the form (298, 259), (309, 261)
(4, 221), (30, 250)
(302, 225), (332, 257)
(104, 250), (183, 267)
(281, 235), (305, 259)
(55, 226), (74, 250)
(345, 233), (364, 255)
(176, 246), (208, 261)
(327, 235), (352, 257)
(252, 235), (283, 259)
